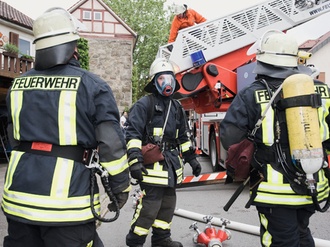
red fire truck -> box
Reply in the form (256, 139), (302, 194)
(156, 0), (330, 171)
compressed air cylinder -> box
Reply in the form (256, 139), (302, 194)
(282, 74), (323, 177)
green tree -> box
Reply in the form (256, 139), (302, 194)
(77, 38), (90, 70)
(105, 0), (172, 103)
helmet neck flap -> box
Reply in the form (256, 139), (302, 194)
(34, 41), (77, 70)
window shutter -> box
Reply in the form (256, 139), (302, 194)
(9, 32), (19, 47)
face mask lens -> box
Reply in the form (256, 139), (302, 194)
(155, 74), (175, 96)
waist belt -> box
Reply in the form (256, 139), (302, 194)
(162, 142), (177, 151)
(16, 141), (92, 164)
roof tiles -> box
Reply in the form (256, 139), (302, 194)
(0, 1), (33, 30)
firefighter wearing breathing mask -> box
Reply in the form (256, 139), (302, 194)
(125, 58), (201, 247)
(1, 7), (131, 247)
(220, 30), (330, 247)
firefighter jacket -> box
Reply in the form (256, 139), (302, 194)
(1, 59), (130, 226)
(220, 76), (330, 208)
(126, 94), (196, 187)
(168, 9), (206, 43)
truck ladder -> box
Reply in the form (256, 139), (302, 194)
(157, 0), (330, 73)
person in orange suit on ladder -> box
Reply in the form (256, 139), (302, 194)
(167, 4), (206, 51)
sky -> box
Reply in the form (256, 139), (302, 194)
(2, 0), (330, 45)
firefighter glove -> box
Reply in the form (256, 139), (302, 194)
(189, 158), (201, 177)
(129, 162), (148, 181)
(108, 192), (129, 212)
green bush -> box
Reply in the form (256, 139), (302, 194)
(77, 38), (89, 70)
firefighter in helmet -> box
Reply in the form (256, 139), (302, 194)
(1, 7), (131, 247)
(220, 30), (330, 246)
(125, 58), (201, 247)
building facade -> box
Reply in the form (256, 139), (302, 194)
(68, 0), (137, 112)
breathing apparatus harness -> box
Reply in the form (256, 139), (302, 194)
(144, 95), (184, 153)
(86, 149), (120, 222)
(260, 78), (330, 212)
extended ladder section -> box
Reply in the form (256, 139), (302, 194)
(157, 0), (330, 73)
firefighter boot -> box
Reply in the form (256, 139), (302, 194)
(152, 237), (183, 247)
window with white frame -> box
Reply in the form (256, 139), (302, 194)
(19, 39), (31, 56)
(83, 11), (91, 20)
(94, 12), (102, 20)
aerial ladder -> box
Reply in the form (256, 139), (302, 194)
(157, 0), (330, 114)
(156, 0), (330, 180)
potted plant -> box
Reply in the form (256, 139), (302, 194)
(3, 43), (19, 57)
(20, 54), (34, 61)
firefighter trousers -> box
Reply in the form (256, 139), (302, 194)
(126, 185), (176, 246)
(257, 206), (315, 247)
(3, 218), (103, 247)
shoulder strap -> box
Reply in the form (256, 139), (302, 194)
(250, 80), (283, 138)
(146, 94), (155, 125)
(144, 94), (155, 141)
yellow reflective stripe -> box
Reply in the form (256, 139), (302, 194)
(145, 169), (168, 178)
(176, 164), (183, 184)
(153, 219), (171, 230)
(254, 192), (312, 205)
(142, 176), (168, 185)
(2, 199), (99, 222)
(129, 158), (139, 166)
(153, 161), (163, 171)
(10, 91), (23, 140)
(58, 91), (77, 145)
(261, 103), (274, 146)
(133, 226), (149, 236)
(3, 190), (98, 208)
(51, 158), (74, 198)
(176, 167), (183, 178)
(131, 190), (145, 225)
(268, 166), (283, 184)
(258, 182), (295, 194)
(176, 129), (179, 138)
(180, 141), (190, 152)
(318, 186), (330, 201)
(256, 165), (329, 204)
(319, 169), (327, 183)
(261, 171), (329, 195)
(101, 154), (129, 176)
(316, 170), (330, 201)
(260, 213), (272, 247)
(127, 139), (142, 150)
(4, 151), (23, 190)
(318, 98), (330, 141)
(153, 127), (163, 136)
(123, 185), (132, 193)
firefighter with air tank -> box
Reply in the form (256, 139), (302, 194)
(220, 30), (330, 247)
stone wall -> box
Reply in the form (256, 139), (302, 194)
(87, 38), (133, 114)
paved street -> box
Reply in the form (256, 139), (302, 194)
(1, 157), (330, 247)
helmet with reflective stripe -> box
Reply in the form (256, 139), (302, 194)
(33, 7), (80, 50)
(247, 30), (298, 67)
